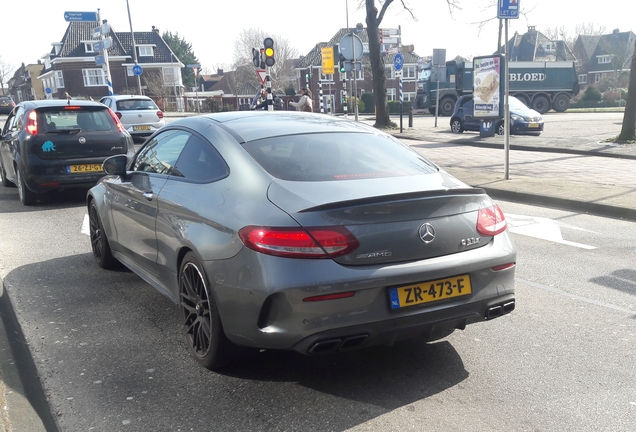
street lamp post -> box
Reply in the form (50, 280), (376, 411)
(126, 0), (143, 95)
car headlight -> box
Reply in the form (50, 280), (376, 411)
(511, 114), (522, 121)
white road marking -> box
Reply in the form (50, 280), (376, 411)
(506, 214), (597, 249)
(81, 213), (90, 236)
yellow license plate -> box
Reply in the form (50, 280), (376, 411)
(389, 275), (472, 309)
(133, 125), (151, 131)
(68, 164), (103, 173)
(528, 123), (539, 128)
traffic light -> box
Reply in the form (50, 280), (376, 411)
(264, 37), (275, 67)
(305, 69), (310, 81)
(252, 48), (260, 68)
(339, 54), (346, 73)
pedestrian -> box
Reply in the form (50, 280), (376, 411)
(253, 91), (283, 110)
(289, 87), (313, 112)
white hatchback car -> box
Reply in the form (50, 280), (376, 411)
(99, 95), (165, 140)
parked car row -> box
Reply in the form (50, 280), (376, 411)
(1, 103), (517, 371)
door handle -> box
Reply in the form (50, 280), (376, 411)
(142, 192), (155, 201)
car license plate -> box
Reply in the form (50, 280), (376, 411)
(67, 164), (103, 173)
(529, 122), (539, 128)
(389, 275), (472, 309)
(133, 125), (151, 131)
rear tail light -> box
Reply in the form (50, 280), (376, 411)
(114, 111), (123, 119)
(26, 111), (38, 135)
(476, 204), (507, 236)
(157, 110), (164, 119)
(107, 108), (126, 132)
(238, 226), (360, 259)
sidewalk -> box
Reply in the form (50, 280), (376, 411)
(386, 116), (636, 221)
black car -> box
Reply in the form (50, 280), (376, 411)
(450, 94), (544, 135)
(0, 99), (135, 205)
(0, 96), (15, 114)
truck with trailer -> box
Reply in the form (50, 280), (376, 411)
(412, 60), (580, 116)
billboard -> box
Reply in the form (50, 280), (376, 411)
(473, 55), (504, 119)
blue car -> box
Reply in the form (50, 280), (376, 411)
(450, 94), (544, 135)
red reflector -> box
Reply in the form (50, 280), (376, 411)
(64, 106), (82, 110)
(491, 262), (515, 272)
(238, 226), (359, 259)
(476, 204), (507, 236)
(303, 291), (357, 302)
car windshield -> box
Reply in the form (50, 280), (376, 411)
(508, 96), (528, 111)
(243, 132), (438, 181)
(116, 99), (158, 111)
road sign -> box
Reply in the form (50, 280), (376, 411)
(186, 64), (201, 69)
(321, 47), (334, 75)
(395, 70), (403, 78)
(393, 53), (404, 71)
(497, 0), (519, 19)
(92, 23), (110, 38)
(93, 38), (111, 53)
(95, 55), (105, 66)
(340, 34), (363, 61)
(132, 65), (143, 76)
(64, 11), (98, 22)
(256, 69), (267, 85)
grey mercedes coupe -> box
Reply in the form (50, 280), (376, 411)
(87, 111), (517, 370)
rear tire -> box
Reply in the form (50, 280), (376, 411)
(180, 252), (237, 370)
(531, 95), (550, 114)
(16, 169), (37, 205)
(496, 121), (505, 135)
(552, 93), (570, 113)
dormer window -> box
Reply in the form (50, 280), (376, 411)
(84, 42), (95, 53)
(138, 45), (154, 57)
(597, 55), (612, 64)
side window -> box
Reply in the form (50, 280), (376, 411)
(174, 134), (229, 181)
(133, 129), (191, 175)
(3, 111), (17, 134)
(12, 107), (27, 131)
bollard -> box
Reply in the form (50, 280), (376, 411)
(408, 109), (413, 128)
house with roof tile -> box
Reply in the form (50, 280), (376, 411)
(37, 22), (184, 106)
(573, 29), (635, 88)
(502, 26), (577, 62)
(7, 62), (45, 102)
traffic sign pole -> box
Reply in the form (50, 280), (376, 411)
(96, 9), (113, 96)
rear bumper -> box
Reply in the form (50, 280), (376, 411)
(292, 294), (516, 355)
(21, 153), (132, 193)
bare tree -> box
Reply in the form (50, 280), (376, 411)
(232, 28), (299, 95)
(575, 22), (607, 36)
(0, 57), (16, 94)
(362, 0), (459, 128)
(617, 36), (636, 142)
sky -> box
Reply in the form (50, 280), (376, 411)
(2, 0), (634, 73)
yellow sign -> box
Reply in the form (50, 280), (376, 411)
(321, 47), (334, 74)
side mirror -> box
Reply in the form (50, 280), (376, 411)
(102, 154), (128, 177)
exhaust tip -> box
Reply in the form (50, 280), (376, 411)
(340, 334), (368, 350)
(308, 339), (342, 354)
(486, 305), (503, 319)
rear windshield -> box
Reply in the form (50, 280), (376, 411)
(243, 132), (438, 181)
(116, 99), (158, 111)
(37, 107), (116, 133)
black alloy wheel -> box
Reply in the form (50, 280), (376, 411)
(16, 169), (37, 205)
(179, 252), (236, 370)
(89, 201), (118, 269)
(497, 122), (505, 135)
